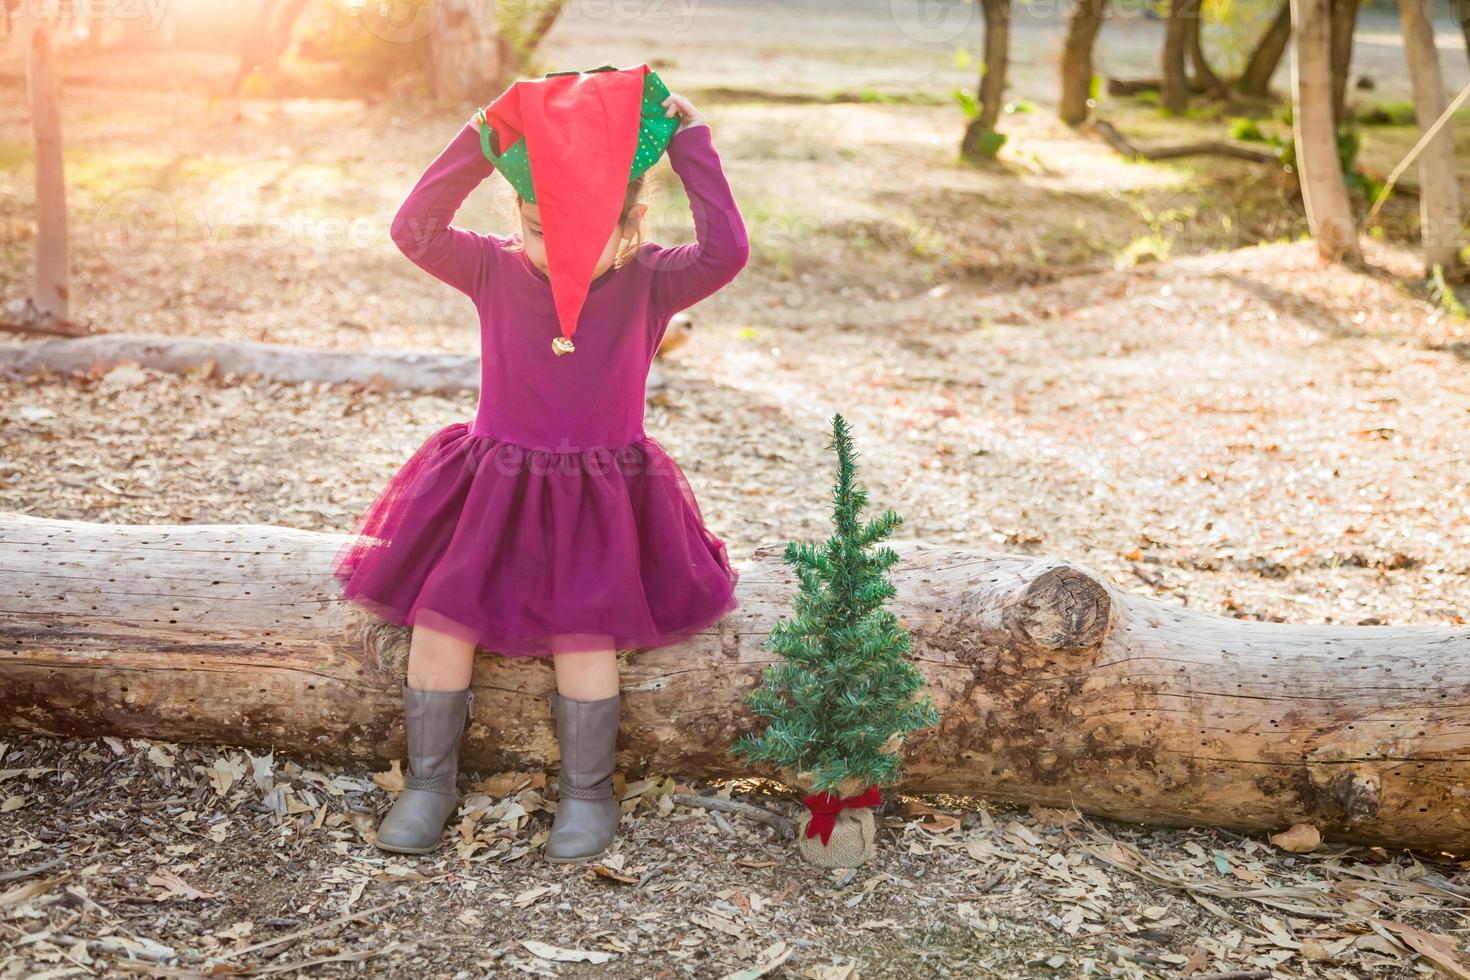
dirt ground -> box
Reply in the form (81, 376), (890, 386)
(4, 2), (1470, 977)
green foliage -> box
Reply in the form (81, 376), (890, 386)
(971, 129), (1008, 160)
(1117, 232), (1171, 268)
(730, 414), (941, 795)
(0, 141), (31, 173)
(1336, 125), (1361, 174)
(1317, 125), (1381, 201)
(1229, 117), (1268, 143)
(953, 88), (979, 120)
(294, 0), (565, 97)
(494, 1), (568, 71)
(1183, 103), (1228, 122)
(1275, 125), (1361, 179)
(1356, 101), (1418, 127)
(294, 3), (429, 95)
(1115, 197), (1193, 268)
(1429, 264), (1468, 321)
(1275, 126), (1375, 202)
(1006, 99), (1036, 115)
(1232, 119), (1375, 199)
(1204, 0), (1282, 77)
(953, 90), (1022, 158)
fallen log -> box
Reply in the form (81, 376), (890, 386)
(0, 334), (479, 394)
(1106, 76), (1216, 97)
(2, 512), (1467, 852)
(0, 318), (694, 394)
(1088, 119), (1280, 165)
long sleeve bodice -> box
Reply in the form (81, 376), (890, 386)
(388, 117), (750, 452)
(388, 120), (498, 299)
(645, 124), (752, 317)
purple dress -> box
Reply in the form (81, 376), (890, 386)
(331, 120), (749, 657)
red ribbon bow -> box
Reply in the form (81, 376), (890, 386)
(801, 785), (881, 846)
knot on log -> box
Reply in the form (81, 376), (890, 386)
(363, 622), (412, 679)
(1010, 562), (1114, 651)
(1329, 769), (1381, 824)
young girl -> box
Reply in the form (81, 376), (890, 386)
(331, 84), (749, 861)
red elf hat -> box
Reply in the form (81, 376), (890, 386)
(479, 64), (656, 356)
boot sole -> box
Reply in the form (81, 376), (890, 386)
(373, 838), (445, 855)
(543, 841), (615, 864)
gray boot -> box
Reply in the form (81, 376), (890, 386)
(544, 690), (622, 864)
(374, 679), (475, 855)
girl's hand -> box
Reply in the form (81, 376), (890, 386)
(661, 93), (707, 135)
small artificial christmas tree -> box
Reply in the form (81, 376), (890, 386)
(731, 413), (940, 867)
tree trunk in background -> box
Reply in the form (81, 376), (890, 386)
(518, 0), (567, 65)
(962, 0), (1011, 158)
(1185, 0), (1229, 99)
(428, 0), (507, 103)
(5, 516), (1470, 852)
(1291, 0), (1361, 263)
(1060, 0), (1109, 126)
(1161, 0), (1190, 113)
(1459, 0), (1470, 70)
(979, 0), (1011, 129)
(258, 0), (310, 76)
(1399, 0), (1463, 277)
(1238, 1), (1291, 97)
(234, 0), (281, 95)
(1329, 0), (1360, 124)
(427, 0), (566, 103)
(27, 21), (67, 323)
(231, 0), (311, 96)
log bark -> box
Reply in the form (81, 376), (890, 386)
(3, 513), (1469, 852)
(0, 334), (480, 394)
(1060, 0), (1109, 126)
(1399, 0), (1463, 277)
(1107, 77), (1207, 97)
(1290, 0), (1362, 263)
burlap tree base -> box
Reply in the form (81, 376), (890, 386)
(786, 773), (880, 868)
(796, 807), (878, 867)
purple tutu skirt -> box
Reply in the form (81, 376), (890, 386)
(331, 422), (740, 657)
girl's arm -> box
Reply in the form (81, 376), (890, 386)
(648, 123), (751, 317)
(389, 118), (497, 298)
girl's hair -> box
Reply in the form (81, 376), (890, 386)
(503, 174), (651, 269)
